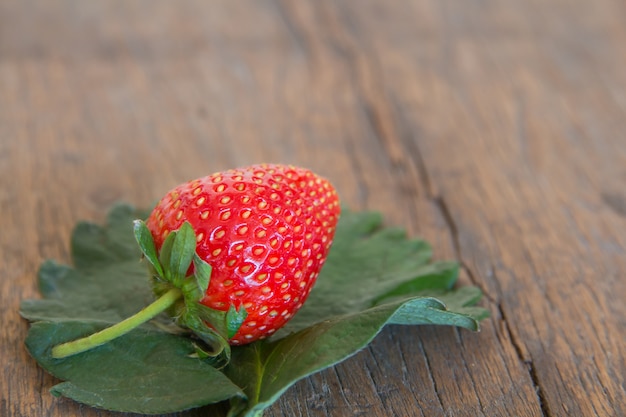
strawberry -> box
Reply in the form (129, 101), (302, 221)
(145, 164), (340, 345)
(50, 164), (340, 360)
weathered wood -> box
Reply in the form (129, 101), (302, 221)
(1, 1), (624, 416)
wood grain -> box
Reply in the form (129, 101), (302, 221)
(1, 1), (624, 416)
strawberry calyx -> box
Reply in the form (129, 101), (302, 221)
(50, 220), (246, 362)
(142, 220), (247, 362)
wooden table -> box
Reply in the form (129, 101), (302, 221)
(2, 1), (625, 416)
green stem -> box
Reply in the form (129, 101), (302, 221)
(51, 287), (183, 359)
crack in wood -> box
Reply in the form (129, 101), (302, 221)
(453, 328), (489, 416)
(432, 195), (498, 305)
(388, 329), (431, 417)
(389, 104), (435, 200)
(418, 336), (446, 413)
(497, 303), (552, 417)
(602, 191), (626, 218)
(362, 357), (393, 415)
(317, 0), (428, 217)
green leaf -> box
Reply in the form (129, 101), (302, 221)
(274, 210), (444, 336)
(22, 204), (489, 416)
(371, 261), (459, 306)
(26, 321), (244, 414)
(70, 204), (148, 269)
(133, 220), (164, 277)
(36, 260), (79, 298)
(225, 294), (482, 416)
(21, 261), (154, 323)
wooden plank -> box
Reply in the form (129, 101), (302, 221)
(0, 1), (623, 416)
(318, 1), (626, 416)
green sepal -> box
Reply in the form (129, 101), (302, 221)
(189, 343), (231, 369)
(133, 220), (165, 277)
(193, 254), (212, 294)
(189, 342), (212, 360)
(181, 308), (231, 364)
(195, 304), (229, 337)
(158, 231), (177, 282)
(190, 303), (248, 342)
(226, 305), (248, 339)
(181, 278), (203, 304)
(167, 222), (197, 287)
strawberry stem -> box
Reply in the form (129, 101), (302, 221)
(51, 288), (183, 359)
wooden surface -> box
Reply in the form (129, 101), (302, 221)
(1, 1), (625, 416)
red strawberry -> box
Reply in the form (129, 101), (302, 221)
(145, 164), (340, 344)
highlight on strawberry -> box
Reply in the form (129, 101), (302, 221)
(51, 164), (340, 359)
